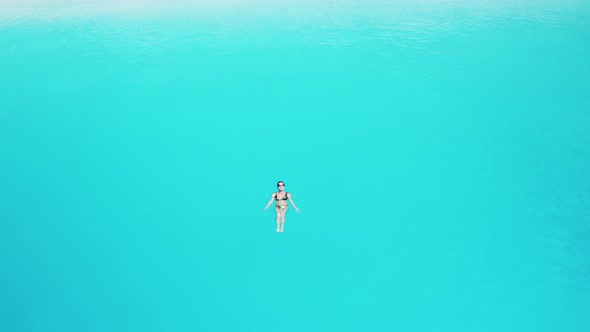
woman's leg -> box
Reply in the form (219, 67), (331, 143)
(279, 207), (288, 232)
(275, 207), (281, 232)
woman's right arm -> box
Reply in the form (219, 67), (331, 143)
(264, 193), (276, 210)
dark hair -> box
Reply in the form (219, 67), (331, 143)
(277, 181), (285, 187)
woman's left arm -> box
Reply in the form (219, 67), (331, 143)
(287, 193), (300, 212)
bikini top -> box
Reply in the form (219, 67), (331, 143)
(275, 192), (288, 201)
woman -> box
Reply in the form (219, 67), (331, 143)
(264, 181), (300, 232)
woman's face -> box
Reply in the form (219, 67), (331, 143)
(277, 183), (285, 190)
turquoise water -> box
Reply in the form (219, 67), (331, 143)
(1, 0), (589, 331)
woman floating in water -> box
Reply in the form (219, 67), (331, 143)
(264, 181), (300, 232)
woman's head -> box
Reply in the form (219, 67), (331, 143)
(277, 181), (285, 190)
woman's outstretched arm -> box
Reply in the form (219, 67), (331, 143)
(264, 193), (276, 210)
(287, 193), (300, 212)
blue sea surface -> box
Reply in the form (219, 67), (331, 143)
(1, 1), (589, 331)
